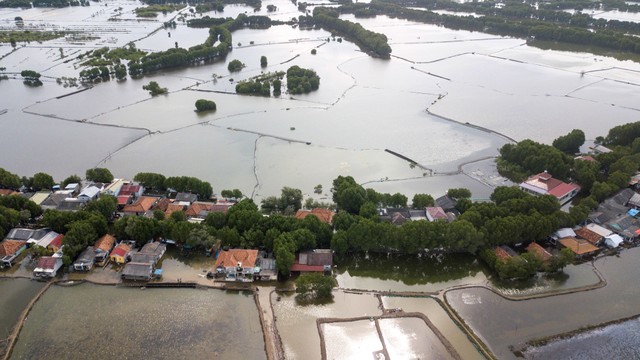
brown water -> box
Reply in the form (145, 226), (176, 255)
(0, 278), (45, 339)
(446, 248), (640, 359)
(10, 284), (266, 360)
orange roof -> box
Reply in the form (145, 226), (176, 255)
(49, 234), (64, 249)
(110, 243), (131, 257)
(0, 189), (17, 196)
(185, 202), (215, 217)
(215, 249), (258, 268)
(558, 237), (599, 255)
(165, 203), (185, 217)
(0, 240), (26, 257)
(526, 242), (552, 262)
(494, 247), (513, 261)
(152, 198), (171, 212)
(295, 208), (334, 224)
(123, 196), (158, 214)
(94, 234), (116, 252)
(575, 227), (602, 245)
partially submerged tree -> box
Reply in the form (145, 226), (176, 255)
(295, 273), (337, 301)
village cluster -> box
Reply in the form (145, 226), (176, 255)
(0, 179), (334, 283)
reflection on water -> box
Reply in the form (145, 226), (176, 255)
(335, 252), (488, 292)
(524, 317), (640, 360)
(323, 320), (383, 359)
(10, 284), (265, 360)
(380, 317), (453, 360)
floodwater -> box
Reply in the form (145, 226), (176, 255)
(446, 247), (640, 359)
(0, 278), (44, 339)
(322, 320), (383, 359)
(3, 4), (640, 200)
(10, 283), (266, 360)
(272, 290), (382, 360)
(379, 317), (453, 360)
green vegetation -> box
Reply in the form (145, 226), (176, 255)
(134, 172), (213, 199)
(221, 189), (243, 199)
(195, 99), (217, 112)
(235, 80), (270, 96)
(261, 187), (304, 215)
(498, 140), (572, 182)
(295, 273), (337, 300)
(411, 193), (434, 208)
(286, 65), (319, 94)
(79, 44), (147, 67)
(1, 0), (89, 8)
(308, 7), (392, 58)
(260, 55), (268, 67)
(85, 168), (114, 183)
(553, 129), (586, 154)
(0, 30), (65, 43)
(79, 66), (110, 83)
(135, 4), (185, 18)
(21, 70), (42, 87)
(143, 81), (168, 96)
(227, 59), (244, 72)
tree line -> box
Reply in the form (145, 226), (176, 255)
(133, 172), (213, 199)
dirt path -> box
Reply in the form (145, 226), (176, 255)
(256, 288), (284, 360)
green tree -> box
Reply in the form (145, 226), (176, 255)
(142, 81), (168, 95)
(133, 172), (166, 192)
(124, 216), (156, 247)
(195, 99), (217, 112)
(205, 211), (226, 229)
(62, 221), (98, 261)
(412, 193), (434, 208)
(228, 59), (244, 72)
(295, 272), (336, 300)
(84, 195), (117, 220)
(260, 55), (267, 67)
(85, 168), (114, 183)
(447, 188), (472, 199)
(31, 172), (54, 191)
(61, 174), (81, 188)
(280, 187), (303, 213)
(552, 129), (585, 154)
(220, 189), (243, 199)
(359, 201), (378, 219)
(170, 210), (187, 222)
(0, 168), (21, 189)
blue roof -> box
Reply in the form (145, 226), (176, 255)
(628, 209), (639, 217)
(154, 269), (163, 275)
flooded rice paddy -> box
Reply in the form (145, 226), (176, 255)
(3, 1), (640, 200)
(10, 283), (266, 360)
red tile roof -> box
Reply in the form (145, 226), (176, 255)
(0, 189), (18, 196)
(215, 249), (258, 268)
(185, 202), (215, 217)
(36, 256), (58, 270)
(494, 247), (513, 261)
(117, 195), (132, 205)
(164, 203), (185, 217)
(291, 264), (325, 272)
(427, 207), (447, 220)
(152, 198), (171, 212)
(0, 240), (26, 257)
(558, 237), (599, 255)
(119, 184), (141, 196)
(48, 234), (64, 249)
(110, 243), (131, 258)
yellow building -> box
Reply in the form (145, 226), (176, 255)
(109, 243), (131, 264)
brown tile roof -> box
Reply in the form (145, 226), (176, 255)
(0, 189), (18, 196)
(152, 198), (171, 212)
(526, 242), (552, 262)
(164, 203), (185, 217)
(185, 202), (215, 217)
(575, 227), (603, 245)
(119, 184), (141, 196)
(215, 249), (258, 268)
(94, 234), (116, 253)
(295, 208), (335, 224)
(36, 256), (58, 270)
(0, 240), (26, 257)
(558, 237), (599, 255)
(123, 196), (158, 214)
(494, 246), (513, 261)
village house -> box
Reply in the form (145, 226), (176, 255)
(56, 199), (85, 212)
(122, 242), (166, 281)
(185, 202), (215, 218)
(558, 237), (599, 258)
(526, 242), (552, 263)
(121, 262), (154, 281)
(0, 239), (28, 268)
(174, 192), (198, 205)
(33, 230), (61, 248)
(494, 245), (517, 261)
(436, 195), (457, 212)
(29, 191), (51, 206)
(73, 247), (96, 271)
(47, 234), (64, 253)
(122, 196), (159, 216)
(604, 234), (624, 248)
(109, 242), (131, 265)
(291, 249), (333, 274)
(40, 192), (71, 210)
(77, 185), (101, 202)
(164, 203), (185, 218)
(64, 183), (81, 195)
(426, 206), (448, 222)
(94, 234), (116, 266)
(575, 226), (605, 246)
(119, 184), (144, 198)
(0, 189), (18, 197)
(215, 249), (259, 281)
(294, 208), (335, 224)
(519, 171), (581, 205)
(102, 179), (125, 197)
(33, 256), (63, 278)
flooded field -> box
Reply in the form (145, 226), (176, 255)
(3, 3), (640, 200)
(10, 284), (265, 360)
(446, 247), (640, 359)
(0, 278), (44, 343)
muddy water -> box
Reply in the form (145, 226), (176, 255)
(380, 317), (454, 360)
(382, 296), (484, 360)
(272, 290), (382, 360)
(0, 278), (44, 337)
(322, 320), (383, 359)
(10, 283), (266, 360)
(446, 248), (640, 359)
